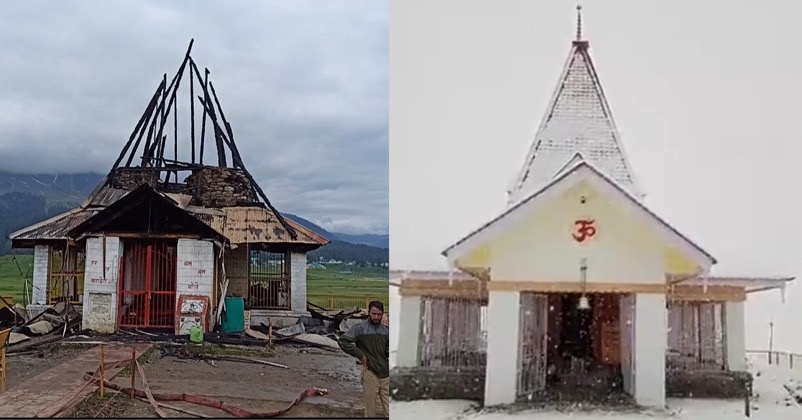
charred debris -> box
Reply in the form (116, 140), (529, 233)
(0, 301), (381, 355)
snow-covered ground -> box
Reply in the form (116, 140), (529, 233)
(391, 355), (802, 419)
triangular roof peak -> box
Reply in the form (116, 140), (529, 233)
(507, 6), (643, 205)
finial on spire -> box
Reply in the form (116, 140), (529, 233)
(576, 4), (583, 41)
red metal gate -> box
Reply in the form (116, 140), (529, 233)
(118, 241), (177, 329)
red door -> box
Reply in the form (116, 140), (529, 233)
(118, 241), (177, 329)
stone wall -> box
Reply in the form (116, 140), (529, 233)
(184, 167), (256, 207)
(665, 370), (752, 398)
(110, 169), (157, 190)
(390, 367), (486, 402)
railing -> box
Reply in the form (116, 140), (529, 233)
(307, 295), (389, 313)
(746, 350), (802, 380)
(47, 272), (85, 305)
(247, 277), (291, 310)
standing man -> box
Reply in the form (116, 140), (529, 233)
(338, 300), (389, 417)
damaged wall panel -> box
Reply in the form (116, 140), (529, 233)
(82, 237), (123, 333)
(32, 245), (49, 305)
(225, 246), (250, 298)
(290, 252), (307, 312)
(177, 239), (215, 329)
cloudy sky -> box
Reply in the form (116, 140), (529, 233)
(391, 0), (801, 351)
(0, 0), (387, 235)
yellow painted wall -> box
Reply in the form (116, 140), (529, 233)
(460, 180), (699, 283)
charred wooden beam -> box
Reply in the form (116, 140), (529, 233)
(123, 80), (163, 168)
(173, 73), (179, 180)
(118, 163), (198, 172)
(146, 41), (193, 167)
(113, 80), (163, 170)
(193, 96), (296, 238)
(197, 96), (240, 165)
(143, 75), (169, 166)
(158, 134), (168, 170)
(189, 60), (226, 167)
(199, 63), (208, 165)
(190, 57), (196, 164)
(154, 60), (190, 167)
(208, 81), (245, 169)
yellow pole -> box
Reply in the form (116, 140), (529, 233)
(130, 349), (136, 403)
(99, 346), (105, 398)
(1, 347), (6, 394)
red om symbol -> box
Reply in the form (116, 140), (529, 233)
(572, 219), (597, 243)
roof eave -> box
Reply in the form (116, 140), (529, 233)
(443, 162), (716, 269)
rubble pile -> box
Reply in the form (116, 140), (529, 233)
(2, 302), (83, 350)
(306, 305), (389, 334)
(184, 167), (256, 207)
(109, 168), (158, 190)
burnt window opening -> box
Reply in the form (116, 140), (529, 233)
(48, 244), (86, 305)
(248, 249), (291, 310)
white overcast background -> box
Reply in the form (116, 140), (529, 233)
(390, 0), (802, 353)
(0, 0), (388, 235)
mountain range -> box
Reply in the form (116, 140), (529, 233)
(0, 171), (388, 264)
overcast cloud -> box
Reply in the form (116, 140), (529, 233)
(391, 0), (802, 352)
(0, 0), (387, 235)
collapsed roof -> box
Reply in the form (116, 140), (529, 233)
(10, 40), (328, 250)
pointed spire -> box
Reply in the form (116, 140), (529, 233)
(507, 8), (643, 205)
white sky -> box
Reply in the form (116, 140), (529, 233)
(390, 0), (802, 352)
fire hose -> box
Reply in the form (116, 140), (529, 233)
(81, 372), (328, 418)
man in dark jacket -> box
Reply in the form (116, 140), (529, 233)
(338, 300), (389, 417)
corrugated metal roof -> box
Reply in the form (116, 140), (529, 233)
(82, 184), (129, 208)
(10, 208), (99, 240)
(190, 206), (328, 245)
(11, 184), (328, 247)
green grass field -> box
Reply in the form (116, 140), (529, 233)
(0, 255), (388, 310)
(306, 264), (390, 310)
(0, 254), (32, 304)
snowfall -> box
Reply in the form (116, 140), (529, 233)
(390, 354), (801, 419)
(389, 286), (802, 420)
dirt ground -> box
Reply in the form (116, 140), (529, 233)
(7, 342), (366, 418)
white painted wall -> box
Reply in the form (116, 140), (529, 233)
(484, 290), (520, 406)
(396, 295), (421, 367)
(31, 244), (49, 305)
(176, 239), (215, 334)
(633, 293), (666, 408)
(390, 284), (400, 368)
(290, 252), (307, 312)
(82, 236), (122, 333)
(473, 183), (668, 284)
(177, 240), (214, 295)
(725, 301), (746, 371)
